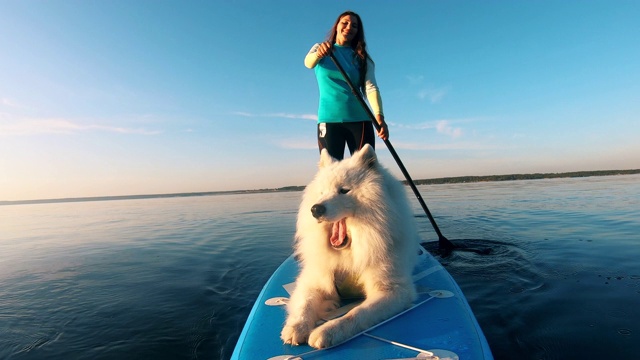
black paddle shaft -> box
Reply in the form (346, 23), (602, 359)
(328, 51), (455, 250)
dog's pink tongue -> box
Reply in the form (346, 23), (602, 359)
(330, 219), (347, 247)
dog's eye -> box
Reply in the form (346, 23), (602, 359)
(339, 188), (350, 194)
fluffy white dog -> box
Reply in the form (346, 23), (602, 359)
(281, 144), (419, 349)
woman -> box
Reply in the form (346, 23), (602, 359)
(304, 10), (388, 160)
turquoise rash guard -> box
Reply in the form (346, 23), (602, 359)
(308, 43), (383, 123)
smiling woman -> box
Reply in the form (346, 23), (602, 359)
(303, 10), (388, 161)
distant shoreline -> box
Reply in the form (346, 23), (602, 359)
(2, 169), (638, 206)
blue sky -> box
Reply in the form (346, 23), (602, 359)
(1, 0), (638, 201)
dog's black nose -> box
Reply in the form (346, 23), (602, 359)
(311, 204), (325, 218)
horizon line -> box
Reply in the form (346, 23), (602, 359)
(2, 169), (638, 207)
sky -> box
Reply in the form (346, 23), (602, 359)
(1, 0), (639, 201)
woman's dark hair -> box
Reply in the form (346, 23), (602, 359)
(326, 10), (369, 94)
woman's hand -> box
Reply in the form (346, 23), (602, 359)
(376, 114), (388, 140)
(305, 42), (332, 68)
(316, 41), (332, 58)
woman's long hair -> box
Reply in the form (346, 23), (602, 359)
(326, 11), (369, 94)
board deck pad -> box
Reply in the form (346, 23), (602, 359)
(231, 247), (493, 360)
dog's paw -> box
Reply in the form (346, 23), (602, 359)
(281, 321), (312, 346)
(307, 320), (350, 349)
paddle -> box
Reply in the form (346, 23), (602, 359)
(327, 51), (456, 252)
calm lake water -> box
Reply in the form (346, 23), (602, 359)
(1, 174), (639, 359)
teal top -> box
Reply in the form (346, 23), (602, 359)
(313, 44), (371, 123)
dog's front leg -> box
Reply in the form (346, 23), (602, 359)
(281, 269), (338, 345)
(308, 275), (416, 348)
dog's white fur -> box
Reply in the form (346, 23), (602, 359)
(281, 144), (419, 348)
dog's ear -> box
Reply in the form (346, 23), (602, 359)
(356, 144), (378, 169)
(319, 149), (337, 168)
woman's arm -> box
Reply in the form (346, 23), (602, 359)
(304, 44), (320, 68)
(364, 58), (383, 116)
(364, 58), (388, 140)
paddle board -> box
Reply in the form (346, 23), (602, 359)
(231, 245), (493, 360)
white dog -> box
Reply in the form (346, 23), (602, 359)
(281, 144), (419, 349)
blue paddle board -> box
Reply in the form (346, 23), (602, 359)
(231, 245), (493, 360)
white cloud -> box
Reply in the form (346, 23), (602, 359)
(392, 140), (497, 151)
(1, 98), (22, 108)
(273, 113), (317, 121)
(435, 120), (462, 138)
(403, 75), (450, 103)
(405, 75), (425, 85)
(233, 111), (254, 117)
(233, 111), (317, 121)
(391, 122), (436, 131)
(393, 119), (464, 139)
(0, 118), (161, 136)
(416, 86), (449, 103)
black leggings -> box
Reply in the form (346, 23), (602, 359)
(317, 121), (375, 160)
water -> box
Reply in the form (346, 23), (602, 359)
(1, 175), (638, 360)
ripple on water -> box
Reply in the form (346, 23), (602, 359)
(617, 328), (632, 336)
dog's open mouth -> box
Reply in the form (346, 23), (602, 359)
(330, 218), (350, 250)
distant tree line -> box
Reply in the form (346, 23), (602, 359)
(407, 169), (640, 186)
